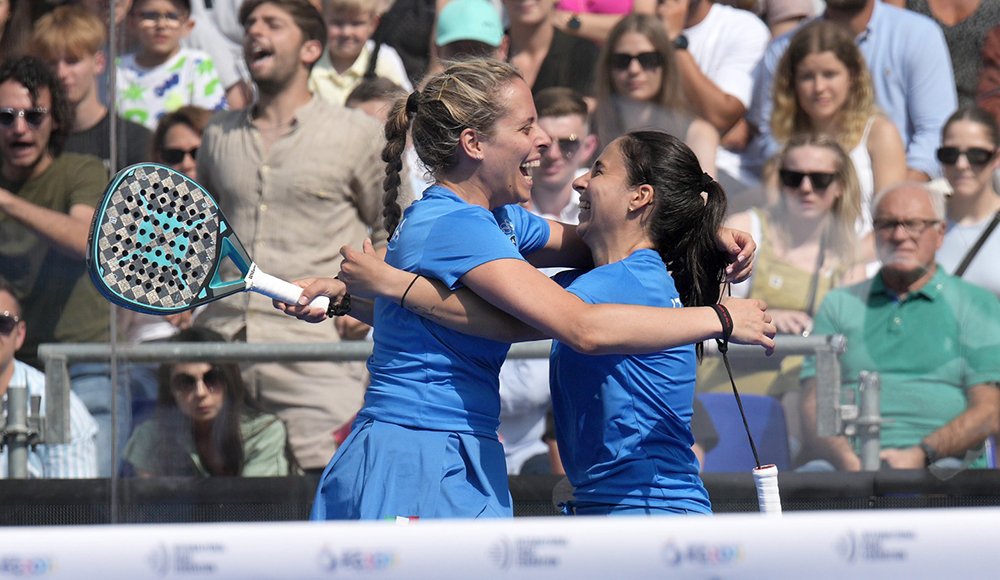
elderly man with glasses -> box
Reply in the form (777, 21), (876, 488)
(798, 182), (1000, 471)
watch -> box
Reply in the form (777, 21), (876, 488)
(567, 13), (582, 32)
(918, 441), (939, 467)
(673, 34), (689, 50)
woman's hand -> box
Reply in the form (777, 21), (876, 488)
(769, 309), (814, 336)
(720, 296), (776, 354)
(716, 226), (756, 283)
(339, 239), (404, 299)
(271, 277), (347, 323)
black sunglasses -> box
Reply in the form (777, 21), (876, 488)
(0, 107), (49, 128)
(610, 52), (664, 72)
(160, 147), (198, 164)
(170, 368), (224, 394)
(778, 169), (836, 190)
(936, 146), (996, 166)
(552, 135), (581, 159)
(0, 312), (20, 335)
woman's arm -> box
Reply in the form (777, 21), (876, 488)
(330, 241), (775, 353)
(868, 116), (908, 195)
(685, 117), (720, 178)
(530, 220), (757, 282)
(553, 0), (656, 44)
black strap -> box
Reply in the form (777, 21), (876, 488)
(954, 212), (1000, 278)
(710, 302), (762, 469)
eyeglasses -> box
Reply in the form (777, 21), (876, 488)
(778, 169), (836, 190)
(936, 146), (996, 166)
(610, 52), (664, 72)
(0, 312), (20, 336)
(170, 368), (224, 395)
(872, 219), (941, 237)
(136, 11), (186, 28)
(160, 147), (198, 164)
(0, 108), (49, 128)
(550, 135), (581, 159)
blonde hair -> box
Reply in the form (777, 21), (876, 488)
(30, 5), (107, 60)
(771, 21), (875, 153)
(381, 58), (523, 234)
(773, 132), (862, 265)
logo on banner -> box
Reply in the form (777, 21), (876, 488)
(835, 530), (916, 563)
(487, 537), (567, 570)
(0, 556), (55, 577)
(316, 545), (398, 573)
(147, 543), (225, 576)
(661, 540), (744, 567)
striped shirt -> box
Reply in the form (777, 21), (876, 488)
(0, 361), (98, 478)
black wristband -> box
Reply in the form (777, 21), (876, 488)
(710, 303), (733, 343)
(400, 274), (423, 309)
(326, 293), (352, 317)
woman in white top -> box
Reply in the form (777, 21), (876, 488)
(770, 20), (906, 232)
(937, 106), (1000, 299)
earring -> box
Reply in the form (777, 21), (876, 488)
(476, 153), (483, 160)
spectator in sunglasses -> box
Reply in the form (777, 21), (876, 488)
(150, 105), (212, 180)
(0, 56), (129, 478)
(30, 5), (153, 174)
(123, 327), (297, 477)
(593, 14), (718, 177)
(937, 106), (1000, 300)
(698, 134), (867, 456)
(770, 21), (906, 234)
(0, 280), (98, 478)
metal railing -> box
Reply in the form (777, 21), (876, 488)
(18, 335), (846, 479)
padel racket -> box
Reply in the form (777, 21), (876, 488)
(87, 163), (330, 315)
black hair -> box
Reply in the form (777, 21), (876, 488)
(617, 130), (727, 358)
(0, 56), (74, 156)
(151, 327), (296, 476)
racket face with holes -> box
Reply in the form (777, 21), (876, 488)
(88, 164), (253, 314)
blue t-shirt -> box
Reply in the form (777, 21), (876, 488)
(549, 249), (711, 512)
(360, 185), (550, 436)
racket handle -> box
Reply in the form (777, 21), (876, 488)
(249, 269), (332, 312)
(753, 464), (782, 516)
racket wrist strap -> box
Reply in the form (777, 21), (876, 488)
(400, 274), (423, 310)
(710, 303), (733, 352)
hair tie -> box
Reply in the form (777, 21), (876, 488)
(405, 91), (420, 115)
(701, 172), (714, 188)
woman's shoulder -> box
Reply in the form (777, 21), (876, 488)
(240, 412), (286, 440)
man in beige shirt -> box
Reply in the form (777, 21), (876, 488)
(195, 0), (402, 470)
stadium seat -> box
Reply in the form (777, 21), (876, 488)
(697, 392), (792, 473)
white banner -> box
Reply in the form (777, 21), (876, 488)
(1, 507), (997, 579)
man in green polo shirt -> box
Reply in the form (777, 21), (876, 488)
(800, 182), (1000, 470)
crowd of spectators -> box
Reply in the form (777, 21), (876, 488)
(1, 0), (1000, 481)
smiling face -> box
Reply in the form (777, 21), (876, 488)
(536, 114), (590, 192)
(794, 50), (851, 127)
(940, 119), (1000, 200)
(169, 362), (226, 424)
(243, 2), (319, 94)
(572, 138), (634, 243)
(610, 32), (663, 103)
(779, 144), (842, 222)
(476, 78), (550, 207)
(0, 81), (55, 182)
(323, 8), (377, 67)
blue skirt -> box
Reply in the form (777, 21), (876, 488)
(310, 418), (513, 520)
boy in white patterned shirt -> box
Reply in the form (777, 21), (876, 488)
(117, 0), (227, 130)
